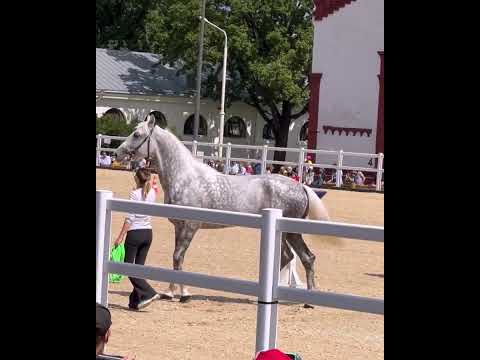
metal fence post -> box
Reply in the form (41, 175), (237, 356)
(96, 190), (113, 306)
(255, 208), (282, 353)
(336, 150), (344, 188)
(376, 153), (384, 192)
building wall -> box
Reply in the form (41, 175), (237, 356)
(96, 95), (308, 162)
(311, 0), (384, 166)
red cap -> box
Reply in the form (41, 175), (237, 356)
(256, 349), (291, 360)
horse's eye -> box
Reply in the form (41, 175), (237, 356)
(133, 132), (140, 138)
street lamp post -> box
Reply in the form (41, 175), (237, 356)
(194, 0), (207, 141)
(200, 16), (228, 159)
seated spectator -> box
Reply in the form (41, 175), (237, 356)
(266, 165), (273, 174)
(304, 167), (314, 185)
(344, 171), (354, 185)
(230, 162), (239, 175)
(98, 152), (106, 166)
(354, 170), (366, 185)
(253, 162), (262, 175)
(96, 303), (135, 360)
(246, 165), (254, 175)
(105, 154), (112, 167)
(99, 152), (112, 168)
(311, 173), (323, 187)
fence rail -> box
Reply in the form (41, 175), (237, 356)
(96, 134), (384, 191)
(96, 190), (384, 354)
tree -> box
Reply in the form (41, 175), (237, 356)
(96, 0), (157, 51)
(96, 114), (139, 148)
(145, 0), (314, 162)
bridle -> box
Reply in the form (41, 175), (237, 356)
(129, 125), (155, 166)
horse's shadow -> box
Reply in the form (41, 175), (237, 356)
(188, 294), (255, 305)
(109, 290), (256, 305)
(108, 303), (153, 313)
(108, 290), (303, 307)
(365, 273), (384, 278)
(109, 290), (131, 297)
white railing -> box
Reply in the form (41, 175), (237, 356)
(96, 190), (384, 354)
(96, 134), (384, 192)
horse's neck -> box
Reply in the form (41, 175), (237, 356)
(152, 130), (195, 191)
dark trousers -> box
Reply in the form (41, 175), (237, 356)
(124, 229), (157, 307)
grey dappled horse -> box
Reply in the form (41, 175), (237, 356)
(116, 117), (332, 303)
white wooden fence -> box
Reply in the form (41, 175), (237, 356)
(96, 190), (384, 354)
(96, 134), (384, 191)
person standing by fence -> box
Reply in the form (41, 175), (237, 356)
(114, 168), (160, 310)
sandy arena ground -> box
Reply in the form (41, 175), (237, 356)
(96, 168), (384, 360)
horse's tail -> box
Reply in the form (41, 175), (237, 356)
(303, 185), (344, 247)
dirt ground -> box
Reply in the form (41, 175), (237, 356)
(96, 168), (384, 360)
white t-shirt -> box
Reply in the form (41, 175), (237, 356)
(126, 188), (156, 231)
(99, 155), (111, 167)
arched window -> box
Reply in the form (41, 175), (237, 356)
(262, 123), (275, 140)
(147, 111), (168, 129)
(184, 114), (208, 136)
(104, 108), (126, 122)
(225, 116), (247, 138)
(299, 122), (309, 142)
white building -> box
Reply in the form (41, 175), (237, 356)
(308, 0), (384, 166)
(96, 48), (309, 161)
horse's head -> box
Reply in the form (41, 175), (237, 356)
(116, 116), (156, 161)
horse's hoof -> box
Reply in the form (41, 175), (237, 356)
(180, 295), (192, 303)
(304, 303), (314, 309)
(160, 294), (174, 301)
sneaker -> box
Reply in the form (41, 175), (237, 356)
(137, 294), (160, 309)
(128, 303), (139, 311)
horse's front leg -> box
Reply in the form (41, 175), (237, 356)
(161, 221), (198, 302)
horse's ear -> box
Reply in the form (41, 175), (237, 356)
(147, 115), (156, 129)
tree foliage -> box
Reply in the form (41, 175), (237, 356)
(96, 114), (137, 136)
(96, 0), (156, 51)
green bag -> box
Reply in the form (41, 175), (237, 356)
(108, 244), (125, 283)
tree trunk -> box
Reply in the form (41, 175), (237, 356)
(273, 116), (291, 170)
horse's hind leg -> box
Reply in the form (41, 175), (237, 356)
(281, 234), (294, 270)
(285, 233), (316, 291)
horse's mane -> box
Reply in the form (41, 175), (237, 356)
(157, 126), (220, 175)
